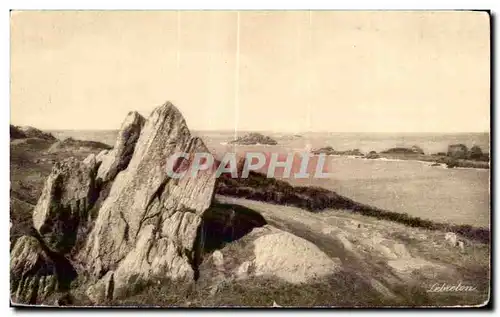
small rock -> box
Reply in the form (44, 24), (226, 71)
(235, 261), (251, 279)
(54, 293), (72, 306)
(392, 243), (411, 258)
(212, 250), (224, 269)
(336, 233), (354, 252)
(272, 301), (282, 307)
(444, 232), (457, 247)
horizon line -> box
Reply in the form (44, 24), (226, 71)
(42, 128), (490, 134)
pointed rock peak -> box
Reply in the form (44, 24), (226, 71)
(146, 101), (186, 128)
(155, 101), (180, 116)
(97, 110), (146, 183)
(120, 111), (145, 131)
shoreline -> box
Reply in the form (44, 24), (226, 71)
(312, 152), (490, 170)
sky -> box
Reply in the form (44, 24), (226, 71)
(10, 11), (490, 132)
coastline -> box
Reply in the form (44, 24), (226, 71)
(312, 152), (490, 170)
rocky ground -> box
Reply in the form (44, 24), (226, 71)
(10, 103), (490, 307)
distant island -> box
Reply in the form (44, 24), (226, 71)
(230, 132), (278, 145)
(312, 146), (363, 157)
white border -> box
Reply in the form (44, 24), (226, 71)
(3, 1), (497, 316)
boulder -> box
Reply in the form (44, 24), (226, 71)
(253, 230), (340, 284)
(96, 111), (145, 183)
(79, 102), (217, 301)
(10, 236), (58, 304)
(32, 157), (99, 254)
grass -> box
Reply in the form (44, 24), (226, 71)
(100, 270), (487, 307)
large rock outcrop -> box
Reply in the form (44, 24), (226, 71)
(79, 102), (217, 301)
(11, 101), (217, 304)
(32, 157), (99, 254)
(11, 107), (147, 305)
(96, 111), (145, 183)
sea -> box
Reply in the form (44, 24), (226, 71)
(50, 130), (490, 228)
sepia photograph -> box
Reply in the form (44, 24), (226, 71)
(9, 10), (491, 308)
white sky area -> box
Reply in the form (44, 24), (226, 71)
(10, 11), (490, 132)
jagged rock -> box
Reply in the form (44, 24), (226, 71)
(32, 157), (99, 253)
(10, 236), (57, 305)
(79, 102), (217, 302)
(83, 153), (97, 166)
(96, 149), (109, 164)
(212, 250), (224, 269)
(97, 111), (145, 183)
